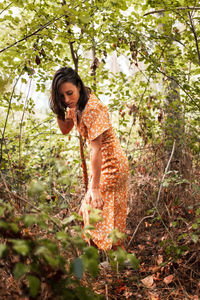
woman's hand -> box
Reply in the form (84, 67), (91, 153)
(90, 188), (104, 210)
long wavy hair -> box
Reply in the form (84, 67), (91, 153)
(50, 67), (90, 123)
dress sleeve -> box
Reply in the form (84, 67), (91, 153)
(82, 104), (110, 141)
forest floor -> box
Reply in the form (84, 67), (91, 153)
(0, 204), (199, 300)
(92, 221), (200, 300)
(0, 159), (199, 299)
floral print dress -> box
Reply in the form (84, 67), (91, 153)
(68, 94), (129, 250)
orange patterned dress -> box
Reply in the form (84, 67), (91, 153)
(68, 94), (129, 250)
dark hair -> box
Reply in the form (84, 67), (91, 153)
(50, 67), (90, 122)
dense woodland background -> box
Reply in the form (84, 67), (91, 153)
(0, 0), (199, 299)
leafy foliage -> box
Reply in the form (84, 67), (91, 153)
(0, 0), (199, 298)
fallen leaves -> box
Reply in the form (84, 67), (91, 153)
(163, 274), (174, 285)
(141, 275), (154, 288)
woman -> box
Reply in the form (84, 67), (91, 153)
(50, 67), (129, 251)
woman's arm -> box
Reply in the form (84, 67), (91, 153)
(89, 134), (104, 209)
(57, 117), (74, 135)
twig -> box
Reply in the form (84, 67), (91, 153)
(177, 277), (191, 298)
(155, 140), (176, 207)
(105, 284), (109, 300)
(0, 2), (13, 16)
(53, 187), (72, 209)
(128, 141), (176, 247)
(144, 7), (200, 17)
(127, 215), (155, 247)
(0, 170), (43, 212)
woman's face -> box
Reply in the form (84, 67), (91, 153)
(59, 82), (80, 108)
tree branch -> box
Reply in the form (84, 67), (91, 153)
(138, 48), (200, 110)
(157, 67), (200, 109)
(144, 7), (200, 17)
(0, 2), (13, 16)
(0, 14), (65, 54)
(188, 11), (200, 65)
(62, 0), (79, 72)
(126, 40), (170, 153)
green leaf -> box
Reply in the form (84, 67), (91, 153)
(127, 254), (140, 270)
(172, 221), (177, 227)
(28, 275), (40, 298)
(62, 215), (76, 225)
(35, 246), (47, 256)
(60, 203), (69, 209)
(82, 246), (99, 277)
(108, 228), (125, 243)
(89, 208), (103, 225)
(12, 240), (30, 256)
(63, 212), (83, 225)
(13, 262), (29, 279)
(24, 214), (39, 226)
(196, 207), (200, 216)
(71, 236), (86, 248)
(191, 234), (199, 243)
(0, 220), (8, 229)
(56, 231), (69, 241)
(163, 181), (169, 187)
(78, 13), (90, 24)
(9, 223), (19, 233)
(74, 257), (83, 279)
(21, 78), (27, 84)
(72, 212), (83, 221)
(84, 225), (96, 231)
(114, 247), (126, 265)
(27, 180), (45, 196)
(0, 206), (5, 217)
(44, 254), (59, 268)
(57, 176), (71, 185)
(38, 240), (58, 254)
(177, 233), (187, 241)
(0, 244), (7, 257)
(192, 223), (198, 230)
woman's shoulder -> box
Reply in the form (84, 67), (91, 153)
(84, 93), (106, 113)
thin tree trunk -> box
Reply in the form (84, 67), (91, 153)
(0, 69), (23, 164)
(18, 77), (32, 169)
(62, 0), (88, 192)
